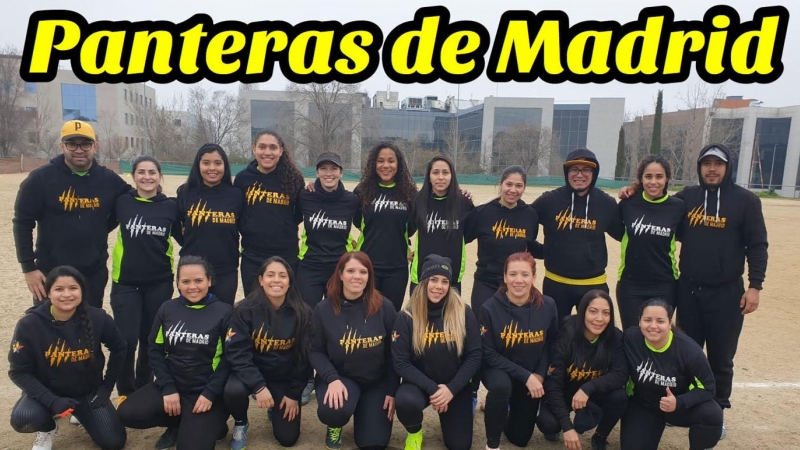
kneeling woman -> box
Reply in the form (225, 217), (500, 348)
(538, 290), (628, 450)
(480, 252), (559, 450)
(224, 256), (313, 449)
(621, 298), (722, 450)
(118, 256), (233, 450)
(393, 255), (482, 450)
(310, 251), (398, 450)
(9, 266), (127, 450)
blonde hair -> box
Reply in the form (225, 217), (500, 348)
(403, 278), (467, 356)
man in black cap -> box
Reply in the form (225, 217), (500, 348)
(13, 120), (130, 308)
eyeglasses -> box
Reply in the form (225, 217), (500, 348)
(568, 167), (593, 175)
(64, 141), (94, 151)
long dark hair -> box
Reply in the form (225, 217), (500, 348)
(499, 252), (544, 307)
(358, 142), (418, 207)
(132, 155), (163, 194)
(45, 266), (96, 365)
(236, 256), (311, 365)
(633, 155), (672, 197)
(252, 130), (305, 202)
(557, 290), (618, 372)
(412, 155), (463, 235)
(184, 144), (233, 190)
(325, 251), (383, 317)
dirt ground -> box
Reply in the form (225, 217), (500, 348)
(0, 172), (798, 449)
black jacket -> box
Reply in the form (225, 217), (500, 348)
(297, 180), (360, 267)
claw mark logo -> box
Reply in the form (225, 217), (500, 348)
(567, 363), (603, 382)
(11, 340), (24, 354)
(555, 208), (597, 231)
(225, 328), (236, 345)
(687, 206), (727, 229)
(251, 325), (294, 352)
(186, 200), (236, 226)
(58, 187), (100, 211)
(426, 212), (458, 233)
(309, 211), (349, 230)
(630, 215), (671, 237)
(372, 194), (408, 213)
(339, 328), (384, 354)
(422, 323), (458, 348)
(500, 322), (544, 348)
(126, 215), (167, 238)
(492, 219), (527, 239)
(635, 359), (676, 387)
(165, 321), (210, 345)
(245, 183), (290, 206)
(44, 339), (90, 367)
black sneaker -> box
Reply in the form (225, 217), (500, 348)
(325, 426), (343, 450)
(155, 427), (178, 450)
(591, 433), (609, 450)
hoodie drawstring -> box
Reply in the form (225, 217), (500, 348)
(702, 189), (722, 225)
(716, 188), (721, 222)
(569, 193), (574, 230)
(569, 192), (590, 230)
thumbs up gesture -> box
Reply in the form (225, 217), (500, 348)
(659, 387), (677, 413)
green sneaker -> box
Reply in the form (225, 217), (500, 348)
(405, 430), (423, 450)
(325, 427), (343, 450)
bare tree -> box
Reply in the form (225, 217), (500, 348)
(95, 110), (127, 162)
(26, 92), (59, 158)
(0, 49), (34, 157)
(491, 123), (555, 176)
(187, 86), (249, 149)
(129, 94), (196, 162)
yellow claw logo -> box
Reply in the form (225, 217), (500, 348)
(500, 322), (544, 348)
(58, 187), (100, 211)
(44, 339), (90, 367)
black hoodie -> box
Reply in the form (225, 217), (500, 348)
(148, 294), (232, 401)
(531, 149), (623, 282)
(354, 183), (412, 270)
(234, 162), (304, 261)
(479, 291), (559, 383)
(675, 144), (769, 289)
(297, 180), (361, 267)
(225, 301), (313, 401)
(310, 295), (399, 394)
(112, 190), (183, 285)
(392, 299), (482, 396)
(8, 301), (126, 408)
(13, 155), (131, 273)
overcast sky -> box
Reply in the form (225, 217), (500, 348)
(5, 0), (797, 116)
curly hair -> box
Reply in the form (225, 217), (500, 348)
(253, 130), (305, 202)
(357, 142), (418, 207)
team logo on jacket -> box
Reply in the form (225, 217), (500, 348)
(555, 208), (597, 231)
(165, 321), (210, 345)
(308, 211), (348, 230)
(126, 215), (167, 238)
(339, 328), (384, 354)
(687, 206), (727, 229)
(11, 340), (24, 354)
(251, 325), (295, 352)
(58, 187), (100, 211)
(392, 331), (400, 342)
(186, 200), (237, 226)
(567, 363), (603, 382)
(500, 322), (544, 348)
(422, 323), (458, 348)
(44, 339), (91, 367)
(492, 220), (527, 239)
(480, 325), (488, 336)
(245, 183), (291, 206)
(426, 212), (459, 233)
(225, 329), (236, 344)
(636, 359), (677, 387)
(372, 195), (408, 213)
(630, 216), (671, 237)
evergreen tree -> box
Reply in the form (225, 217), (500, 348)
(650, 90), (663, 155)
(615, 125), (627, 178)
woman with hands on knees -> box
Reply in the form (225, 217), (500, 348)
(117, 256), (233, 450)
(309, 251), (398, 450)
(392, 254), (482, 450)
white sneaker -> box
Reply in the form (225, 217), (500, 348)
(32, 423), (57, 450)
(69, 415), (80, 425)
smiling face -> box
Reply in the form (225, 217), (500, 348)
(200, 151), (225, 187)
(504, 260), (534, 303)
(133, 161), (162, 197)
(376, 148), (398, 184)
(340, 259), (368, 299)
(61, 139), (97, 172)
(584, 297), (612, 341)
(567, 164), (594, 192)
(177, 264), (211, 303)
(49, 276), (83, 316)
(426, 275), (450, 303)
(641, 162), (667, 200)
(259, 262), (289, 301)
(429, 160), (452, 197)
(700, 156), (727, 188)
(500, 173), (525, 207)
(317, 162), (342, 191)
(640, 305), (671, 347)
(253, 133), (283, 173)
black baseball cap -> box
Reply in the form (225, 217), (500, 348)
(316, 152), (343, 169)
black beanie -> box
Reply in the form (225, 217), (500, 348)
(420, 254), (453, 282)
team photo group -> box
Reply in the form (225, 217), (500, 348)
(8, 119), (768, 450)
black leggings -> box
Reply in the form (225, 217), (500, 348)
(395, 382), (472, 450)
(10, 393), (126, 450)
(117, 383), (228, 450)
(315, 376), (393, 450)
(482, 367), (542, 448)
(110, 280), (173, 396)
(616, 280), (677, 330)
(210, 270), (239, 306)
(543, 277), (609, 323)
(223, 373), (301, 447)
(374, 266), (409, 311)
(537, 388), (628, 436)
(241, 252), (299, 297)
(469, 277), (499, 395)
(620, 398), (723, 450)
(297, 262), (336, 309)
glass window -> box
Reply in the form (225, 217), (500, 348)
(124, 89), (127, 101)
(751, 118), (791, 189)
(25, 82), (36, 94)
(61, 84), (98, 121)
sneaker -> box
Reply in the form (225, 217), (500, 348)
(719, 422), (726, 440)
(301, 380), (314, 406)
(230, 422), (248, 450)
(32, 423), (57, 450)
(155, 427), (178, 450)
(405, 430), (423, 450)
(69, 415), (80, 425)
(325, 426), (343, 450)
(116, 395), (128, 408)
(591, 433), (609, 450)
(544, 432), (560, 442)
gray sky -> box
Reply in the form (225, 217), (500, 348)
(5, 0), (797, 115)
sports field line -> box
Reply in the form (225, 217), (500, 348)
(733, 382), (800, 389)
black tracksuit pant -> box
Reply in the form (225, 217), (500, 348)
(395, 382), (472, 450)
(616, 280), (677, 330)
(223, 373), (301, 447)
(374, 267), (409, 311)
(315, 376), (393, 450)
(240, 252), (299, 297)
(537, 388), (628, 437)
(110, 280), (173, 396)
(543, 277), (609, 323)
(677, 276), (746, 409)
(469, 277), (499, 396)
(210, 270), (238, 306)
(297, 262), (336, 309)
(620, 398), (723, 450)
(34, 264), (108, 308)
(482, 367), (542, 448)
(117, 383), (228, 450)
(11, 393), (126, 450)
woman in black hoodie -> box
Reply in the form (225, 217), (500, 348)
(9, 266), (127, 450)
(538, 290), (628, 450)
(480, 252), (559, 450)
(392, 254), (482, 450)
(224, 256), (312, 449)
(111, 155), (183, 402)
